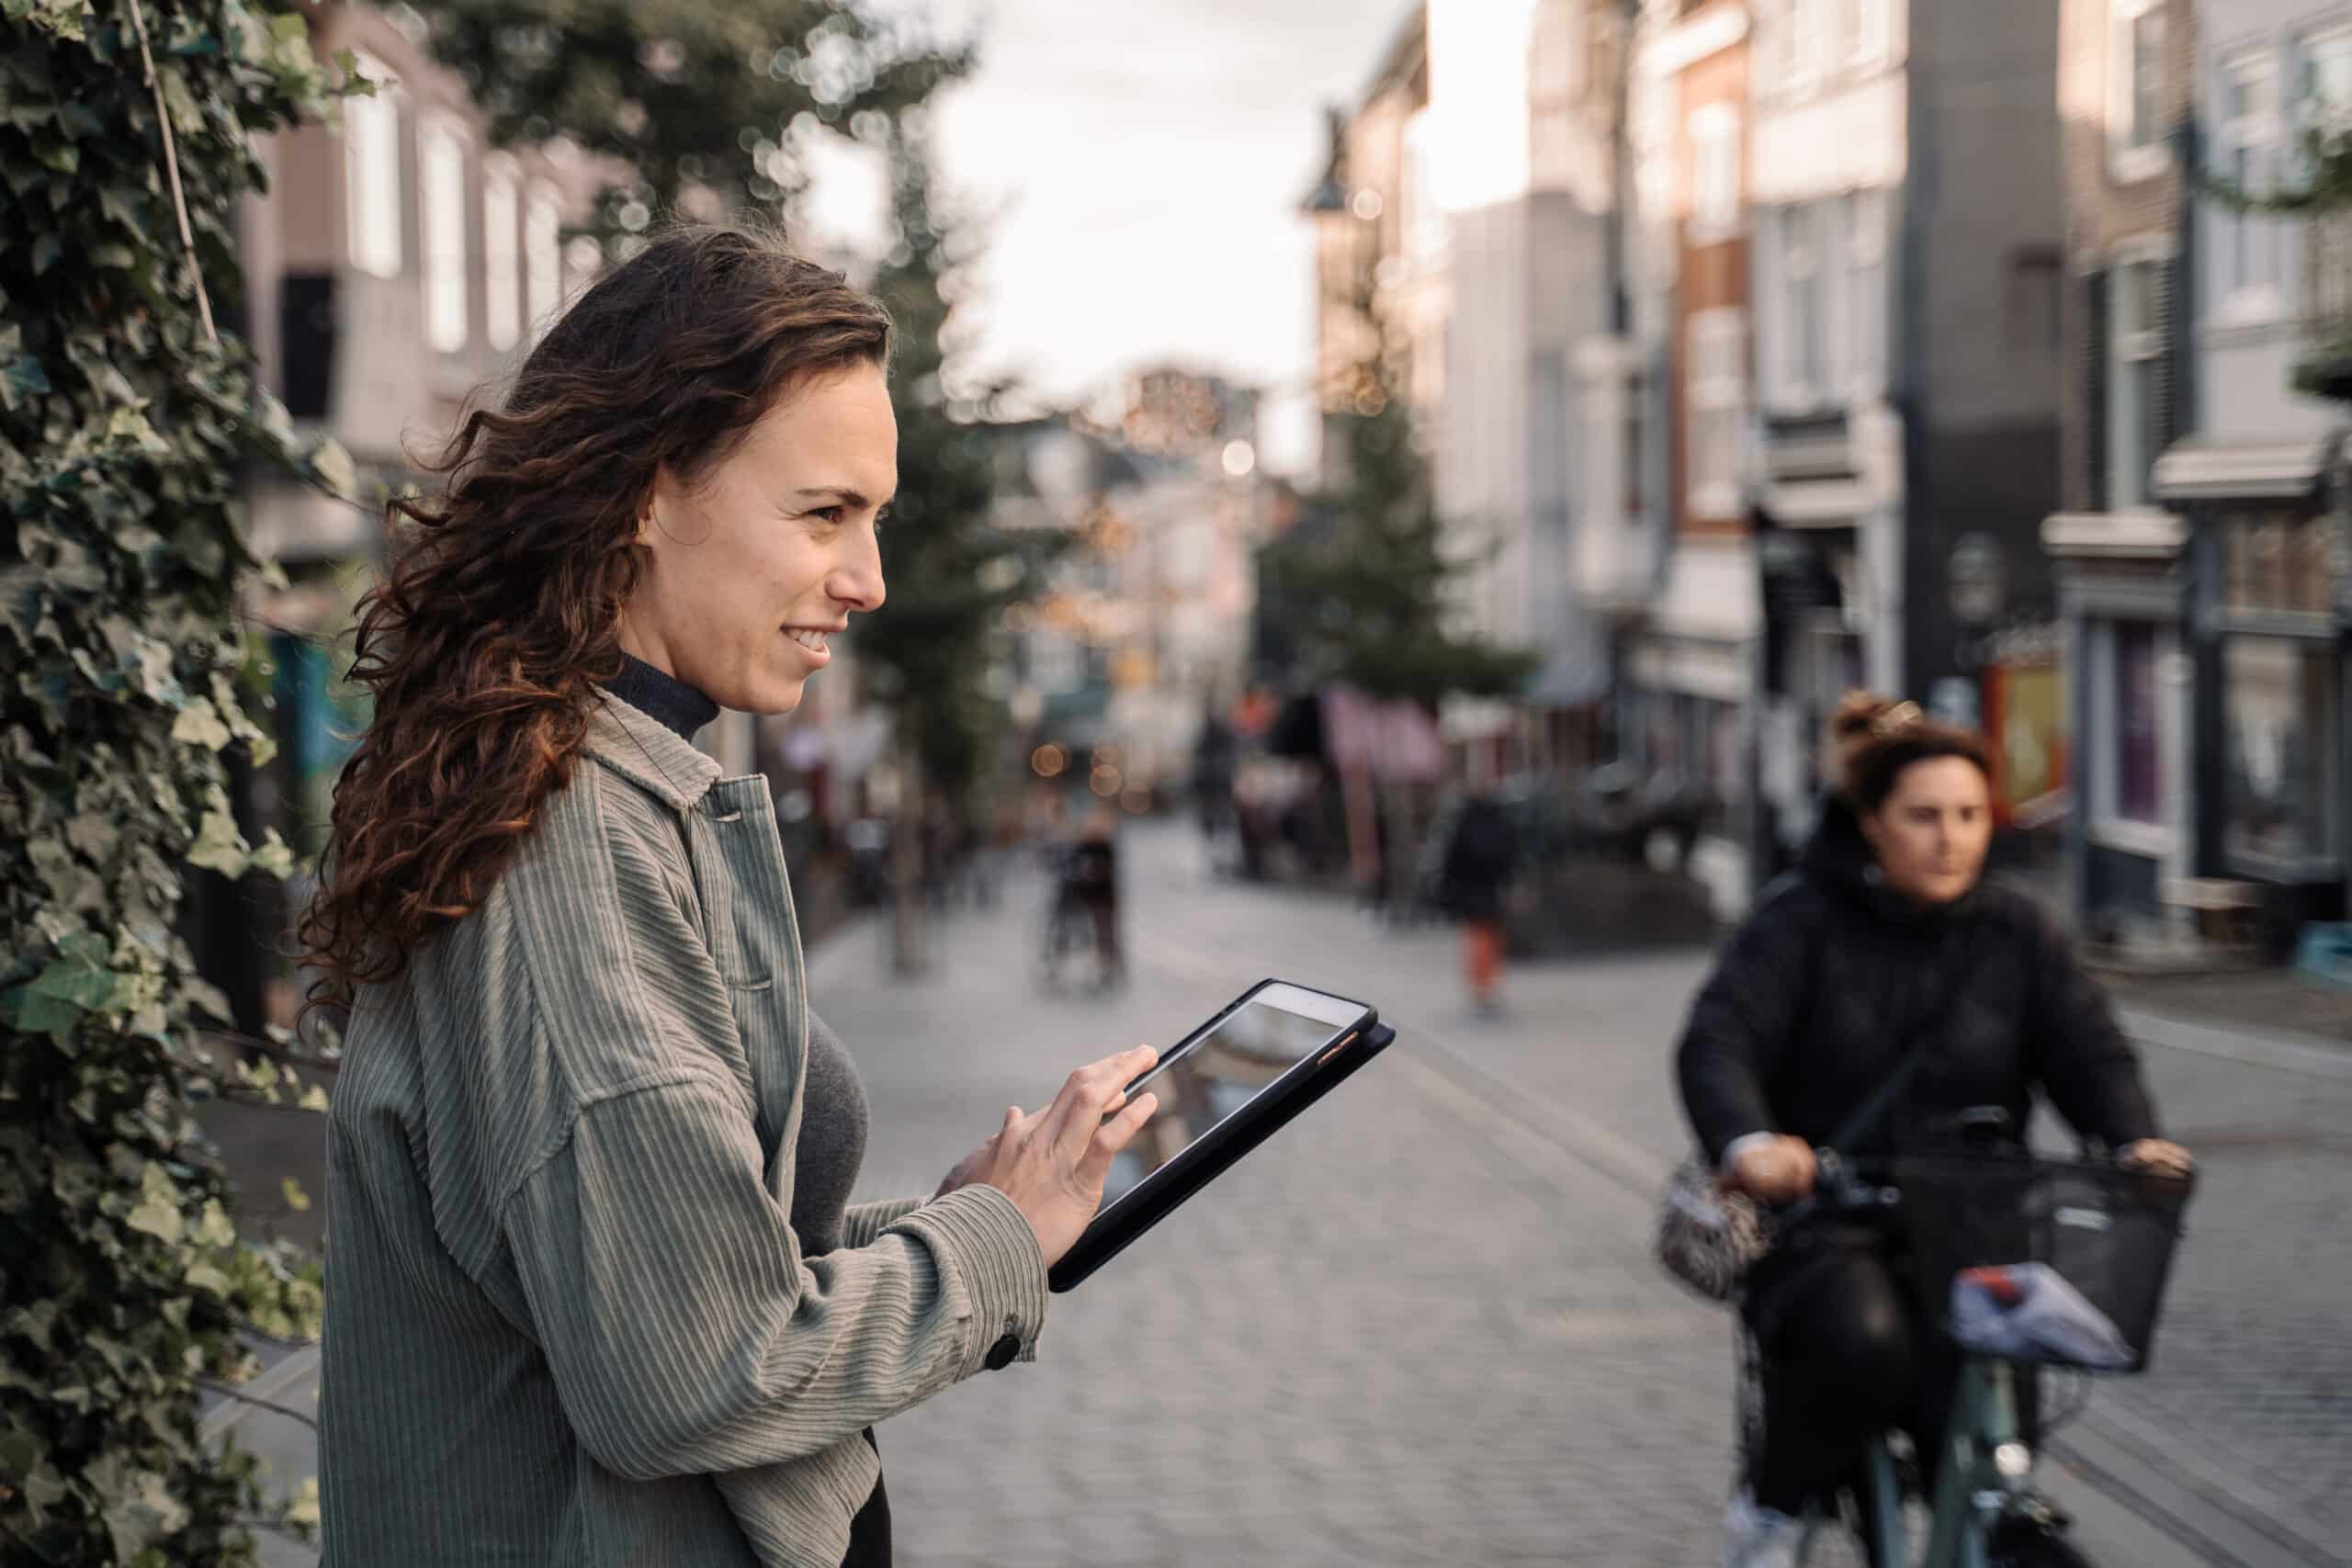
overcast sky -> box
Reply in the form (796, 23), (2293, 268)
(804, 1), (1414, 475)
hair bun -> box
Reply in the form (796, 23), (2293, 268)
(1828, 690), (1901, 741)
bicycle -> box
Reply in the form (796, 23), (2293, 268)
(1034, 843), (1121, 992)
(1748, 1116), (2195, 1568)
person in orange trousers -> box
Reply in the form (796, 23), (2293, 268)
(1442, 788), (1518, 1014)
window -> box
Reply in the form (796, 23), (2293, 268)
(2293, 27), (2352, 172)
(2223, 637), (2339, 864)
(2293, 29), (2352, 313)
(2109, 0), (2168, 176)
(1687, 309), (1746, 518)
(2218, 51), (2283, 318)
(420, 116), (469, 354)
(1624, 368), (1646, 518)
(526, 184), (562, 335)
(2109, 257), (2162, 507)
(1847, 188), (1886, 394)
(482, 156), (520, 352)
(2109, 621), (2164, 824)
(2222, 511), (2337, 615)
(1782, 205), (1823, 400)
(1854, 0), (1889, 67)
(1689, 104), (1740, 243)
(1789, 0), (1822, 88)
(343, 53), (401, 278)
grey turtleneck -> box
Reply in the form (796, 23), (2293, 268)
(599, 654), (869, 1258)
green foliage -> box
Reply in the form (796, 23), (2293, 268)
(2201, 123), (2352, 217)
(849, 117), (1054, 804)
(1, 0), (344, 1560)
(404, 0), (968, 237)
(2203, 126), (2352, 401)
(1257, 387), (1536, 711)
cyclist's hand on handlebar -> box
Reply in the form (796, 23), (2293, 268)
(2119, 1137), (2193, 1178)
(1730, 1135), (1818, 1205)
(969, 1044), (1161, 1268)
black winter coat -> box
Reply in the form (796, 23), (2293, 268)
(1675, 807), (2161, 1167)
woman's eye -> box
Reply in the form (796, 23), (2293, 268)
(809, 505), (845, 525)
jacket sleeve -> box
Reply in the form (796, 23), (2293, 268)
(501, 1072), (1046, 1483)
(2022, 906), (2161, 1149)
(1674, 900), (1817, 1165)
(841, 1197), (927, 1252)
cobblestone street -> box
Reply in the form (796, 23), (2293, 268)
(219, 821), (2352, 1565)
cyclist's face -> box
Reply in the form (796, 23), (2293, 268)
(1860, 756), (1992, 906)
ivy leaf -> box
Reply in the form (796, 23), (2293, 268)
(193, 1198), (235, 1247)
(185, 809), (246, 875)
(26, 936), (117, 1010)
(179, 975), (233, 1024)
(297, 1084), (330, 1113)
(307, 436), (357, 500)
(246, 827), (293, 880)
(124, 1194), (184, 1244)
(171, 698), (232, 751)
(280, 1178), (311, 1213)
(2, 353), (51, 408)
(28, 232), (62, 276)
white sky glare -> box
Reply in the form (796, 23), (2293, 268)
(800, 1), (1415, 475)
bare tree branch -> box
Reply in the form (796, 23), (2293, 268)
(202, 1382), (319, 1431)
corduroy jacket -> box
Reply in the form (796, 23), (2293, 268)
(319, 693), (1048, 1567)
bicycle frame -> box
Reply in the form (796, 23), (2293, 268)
(1838, 1358), (2025, 1568)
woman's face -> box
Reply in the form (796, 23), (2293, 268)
(619, 360), (895, 716)
(1860, 755), (1993, 906)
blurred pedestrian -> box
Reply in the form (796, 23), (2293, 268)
(1442, 786), (1518, 1014)
(1068, 803), (1124, 981)
(298, 225), (1162, 1568)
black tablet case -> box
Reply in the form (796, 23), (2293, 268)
(1047, 1020), (1397, 1292)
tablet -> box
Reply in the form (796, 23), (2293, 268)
(1046, 979), (1396, 1292)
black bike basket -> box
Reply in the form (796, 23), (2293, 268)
(1893, 1152), (2194, 1373)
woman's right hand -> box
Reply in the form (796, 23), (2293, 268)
(1730, 1134), (1818, 1206)
(971, 1044), (1161, 1268)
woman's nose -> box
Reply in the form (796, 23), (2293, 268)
(831, 531), (886, 614)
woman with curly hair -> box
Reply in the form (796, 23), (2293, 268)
(305, 225), (1160, 1568)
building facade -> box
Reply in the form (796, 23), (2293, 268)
(2041, 0), (2200, 946)
(2162, 0), (2352, 952)
(1747, 0), (2068, 886)
(1623, 0), (1762, 914)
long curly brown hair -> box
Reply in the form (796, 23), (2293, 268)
(296, 224), (892, 1028)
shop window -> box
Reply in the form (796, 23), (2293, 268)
(2223, 637), (2339, 865)
(2109, 621), (2163, 824)
(2222, 511), (2336, 615)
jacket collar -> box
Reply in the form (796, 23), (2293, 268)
(582, 690), (724, 810)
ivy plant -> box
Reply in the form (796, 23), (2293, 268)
(2, 0), (355, 1561)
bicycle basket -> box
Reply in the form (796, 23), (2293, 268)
(1893, 1152), (2194, 1373)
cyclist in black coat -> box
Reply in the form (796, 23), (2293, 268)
(1675, 694), (2191, 1568)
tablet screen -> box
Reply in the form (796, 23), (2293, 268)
(1099, 982), (1369, 1209)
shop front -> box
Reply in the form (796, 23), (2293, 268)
(2154, 434), (2352, 954)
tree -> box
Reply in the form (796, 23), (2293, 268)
(848, 114), (1057, 973)
(1257, 384), (1535, 710)
(405, 0), (967, 237)
(1254, 355), (1534, 906)
(1, 0), (349, 1560)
